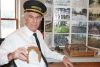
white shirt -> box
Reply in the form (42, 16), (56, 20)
(0, 26), (64, 67)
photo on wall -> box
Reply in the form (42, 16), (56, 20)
(54, 20), (70, 33)
(72, 0), (88, 8)
(89, 0), (100, 8)
(89, 8), (100, 21)
(45, 21), (53, 32)
(88, 22), (100, 34)
(54, 8), (70, 20)
(44, 6), (53, 32)
(88, 35), (100, 48)
(71, 34), (86, 45)
(53, 0), (70, 6)
(71, 21), (87, 33)
(54, 34), (69, 46)
(72, 8), (87, 21)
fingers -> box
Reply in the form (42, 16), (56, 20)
(67, 62), (73, 67)
(13, 48), (28, 62)
(63, 57), (73, 67)
(64, 61), (73, 67)
(19, 52), (28, 61)
(64, 63), (68, 67)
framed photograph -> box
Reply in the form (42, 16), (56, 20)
(71, 34), (86, 45)
(88, 22), (100, 35)
(54, 7), (70, 20)
(72, 0), (88, 8)
(88, 35), (100, 48)
(72, 8), (87, 21)
(54, 20), (70, 33)
(54, 34), (69, 46)
(89, 8), (100, 21)
(44, 6), (53, 32)
(1, 20), (17, 38)
(45, 21), (53, 32)
(89, 0), (100, 8)
(71, 21), (87, 33)
(53, 0), (70, 6)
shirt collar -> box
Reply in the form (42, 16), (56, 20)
(24, 26), (36, 37)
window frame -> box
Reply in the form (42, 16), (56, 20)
(0, 0), (19, 38)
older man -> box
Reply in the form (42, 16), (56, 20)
(0, 0), (73, 67)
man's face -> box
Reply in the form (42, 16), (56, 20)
(24, 12), (42, 32)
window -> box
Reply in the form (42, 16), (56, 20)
(0, 0), (18, 38)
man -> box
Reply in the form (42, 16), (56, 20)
(0, 0), (73, 67)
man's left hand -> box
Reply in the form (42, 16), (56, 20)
(63, 56), (73, 67)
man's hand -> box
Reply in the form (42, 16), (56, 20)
(8, 48), (28, 62)
(63, 56), (73, 67)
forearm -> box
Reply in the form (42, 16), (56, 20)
(45, 47), (64, 61)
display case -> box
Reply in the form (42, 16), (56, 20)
(44, 0), (100, 50)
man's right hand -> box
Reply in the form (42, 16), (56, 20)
(8, 48), (28, 62)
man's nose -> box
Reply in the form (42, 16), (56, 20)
(33, 18), (38, 23)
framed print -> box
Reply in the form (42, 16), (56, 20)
(54, 7), (70, 20)
(89, 0), (100, 8)
(72, 8), (87, 21)
(72, 0), (88, 8)
(71, 34), (86, 45)
(89, 8), (100, 21)
(44, 6), (53, 32)
(45, 21), (53, 32)
(54, 20), (70, 33)
(88, 22), (100, 35)
(88, 35), (100, 48)
(54, 34), (69, 46)
(71, 21), (87, 33)
(53, 0), (70, 6)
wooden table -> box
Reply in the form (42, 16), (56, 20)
(49, 62), (100, 67)
(48, 57), (100, 67)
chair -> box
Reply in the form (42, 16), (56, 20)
(0, 38), (17, 67)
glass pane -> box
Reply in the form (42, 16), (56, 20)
(54, 20), (70, 33)
(1, 20), (16, 38)
(72, 0), (87, 8)
(71, 34), (86, 45)
(71, 21), (87, 33)
(54, 8), (70, 20)
(54, 34), (69, 46)
(88, 35), (100, 48)
(88, 22), (100, 35)
(1, 0), (15, 18)
(54, 0), (70, 6)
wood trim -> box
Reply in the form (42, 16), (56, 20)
(48, 62), (100, 67)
